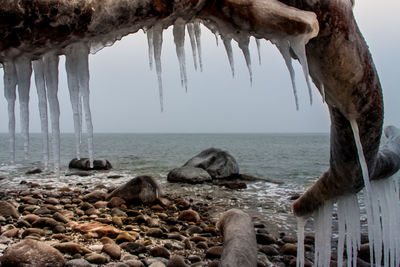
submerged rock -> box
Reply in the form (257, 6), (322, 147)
(1, 239), (65, 267)
(183, 148), (239, 179)
(69, 158), (112, 170)
(107, 175), (161, 204)
(167, 166), (212, 184)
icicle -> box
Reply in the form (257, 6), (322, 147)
(173, 19), (188, 91)
(296, 216), (307, 267)
(14, 56), (32, 160)
(66, 43), (94, 168)
(349, 119), (379, 266)
(275, 40), (299, 110)
(255, 38), (262, 65)
(65, 43), (82, 160)
(43, 52), (60, 175)
(337, 194), (361, 267)
(32, 59), (50, 168)
(320, 83), (326, 103)
(290, 38), (313, 105)
(313, 199), (333, 267)
(146, 27), (154, 71)
(3, 61), (17, 164)
(193, 21), (203, 72)
(237, 36), (253, 85)
(187, 23), (198, 71)
(214, 32), (219, 46)
(152, 24), (164, 112)
(222, 37), (235, 77)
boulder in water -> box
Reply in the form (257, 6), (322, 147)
(69, 158), (112, 170)
(183, 148), (239, 179)
(1, 239), (65, 267)
(167, 166), (212, 184)
(107, 176), (161, 204)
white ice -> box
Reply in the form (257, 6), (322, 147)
(187, 23), (198, 71)
(255, 38), (262, 65)
(65, 43), (94, 168)
(173, 18), (188, 91)
(290, 37), (313, 105)
(275, 40), (299, 110)
(336, 194), (360, 267)
(14, 56), (32, 160)
(3, 61), (17, 163)
(32, 59), (50, 168)
(222, 37), (235, 77)
(152, 24), (164, 112)
(43, 52), (61, 175)
(237, 35), (253, 85)
(313, 199), (333, 267)
(296, 216), (307, 267)
(146, 27), (154, 71)
(193, 21), (203, 72)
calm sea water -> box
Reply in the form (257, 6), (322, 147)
(0, 133), (330, 233)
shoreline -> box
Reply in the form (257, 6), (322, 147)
(0, 173), (372, 266)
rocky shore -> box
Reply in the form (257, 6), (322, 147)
(0, 172), (322, 267)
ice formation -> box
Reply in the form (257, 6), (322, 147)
(187, 23), (199, 71)
(237, 35), (253, 85)
(32, 59), (50, 168)
(152, 24), (164, 112)
(313, 199), (333, 267)
(296, 216), (306, 267)
(146, 27), (154, 71)
(255, 39), (262, 65)
(222, 37), (235, 77)
(173, 19), (188, 91)
(3, 61), (17, 164)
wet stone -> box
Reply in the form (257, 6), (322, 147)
(116, 231), (136, 243)
(206, 246), (223, 259)
(280, 243), (297, 256)
(259, 245), (280, 256)
(166, 255), (187, 267)
(65, 258), (92, 267)
(85, 252), (109, 264)
(120, 242), (147, 255)
(178, 210), (200, 222)
(146, 228), (164, 238)
(102, 243), (121, 260)
(256, 233), (276, 245)
(21, 228), (45, 238)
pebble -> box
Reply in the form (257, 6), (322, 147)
(85, 252), (109, 264)
(178, 210), (200, 222)
(150, 246), (171, 259)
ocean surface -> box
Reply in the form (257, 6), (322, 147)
(0, 133), (332, 233)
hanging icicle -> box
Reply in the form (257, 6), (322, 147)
(173, 18), (188, 91)
(32, 59), (50, 168)
(313, 200), (333, 267)
(237, 35), (253, 85)
(14, 56), (32, 161)
(152, 24), (164, 112)
(275, 40), (299, 110)
(296, 216), (307, 267)
(65, 43), (83, 160)
(255, 38), (262, 65)
(290, 38), (313, 105)
(187, 23), (198, 71)
(146, 27), (154, 71)
(193, 20), (203, 72)
(3, 61), (17, 164)
(43, 52), (60, 175)
(65, 42), (94, 168)
(222, 36), (235, 77)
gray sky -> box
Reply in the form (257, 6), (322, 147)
(0, 0), (399, 133)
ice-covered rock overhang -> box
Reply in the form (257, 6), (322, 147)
(1, 0), (400, 266)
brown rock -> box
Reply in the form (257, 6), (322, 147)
(102, 243), (121, 260)
(53, 242), (92, 255)
(107, 197), (126, 208)
(167, 255), (188, 267)
(21, 228), (45, 238)
(84, 252), (109, 264)
(32, 217), (58, 228)
(280, 243), (297, 256)
(206, 246), (224, 259)
(150, 246), (171, 259)
(116, 231), (137, 243)
(2, 228), (19, 238)
(178, 210), (200, 222)
(0, 201), (19, 218)
(259, 245), (280, 256)
(1, 239), (65, 267)
(146, 227), (164, 238)
(82, 190), (108, 203)
(73, 223), (121, 238)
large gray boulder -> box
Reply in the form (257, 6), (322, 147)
(167, 166), (212, 184)
(183, 148), (239, 179)
(1, 239), (65, 267)
(107, 176), (161, 204)
(69, 158), (112, 170)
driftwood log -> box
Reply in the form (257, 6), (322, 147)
(0, 0), (399, 216)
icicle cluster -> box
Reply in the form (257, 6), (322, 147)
(296, 120), (400, 267)
(2, 43), (94, 173)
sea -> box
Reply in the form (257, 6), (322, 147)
(0, 132), (333, 234)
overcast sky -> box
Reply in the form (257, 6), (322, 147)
(0, 0), (399, 133)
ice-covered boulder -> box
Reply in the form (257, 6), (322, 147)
(107, 176), (161, 205)
(69, 158), (112, 170)
(167, 166), (212, 184)
(183, 148), (239, 179)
